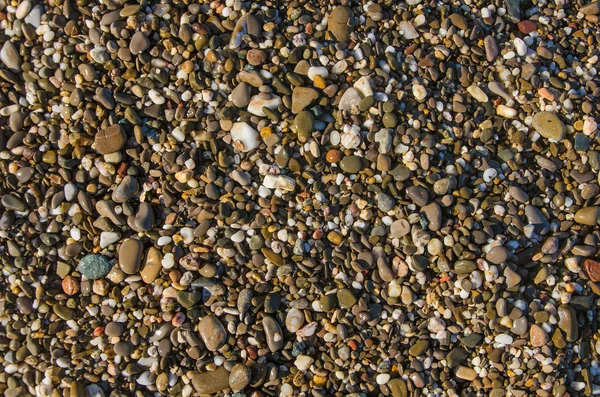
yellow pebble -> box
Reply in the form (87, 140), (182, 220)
(313, 75), (327, 89)
(313, 375), (327, 386)
(260, 126), (272, 138)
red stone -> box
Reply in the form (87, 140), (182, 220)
(518, 20), (537, 34)
(584, 259), (600, 282)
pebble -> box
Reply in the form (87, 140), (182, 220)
(231, 122), (260, 152)
(486, 246), (510, 264)
(118, 239), (143, 275)
(0, 2), (597, 396)
(530, 324), (549, 347)
(130, 31), (150, 55)
(78, 255), (113, 280)
(339, 88), (363, 111)
(0, 41), (21, 72)
(198, 315), (227, 351)
(328, 6), (354, 42)
(339, 155), (363, 173)
(532, 112), (566, 141)
(231, 82), (251, 108)
(263, 316), (284, 352)
(140, 247), (162, 284)
(95, 125), (126, 154)
(191, 367), (230, 394)
(229, 364), (251, 392)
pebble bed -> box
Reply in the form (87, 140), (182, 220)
(2, 0), (600, 396)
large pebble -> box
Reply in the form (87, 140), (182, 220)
(198, 315), (227, 351)
(118, 238), (143, 274)
(0, 41), (21, 72)
(95, 125), (126, 154)
(191, 367), (230, 394)
(130, 31), (150, 55)
(229, 364), (251, 392)
(231, 122), (260, 152)
(557, 304), (578, 342)
(263, 316), (283, 352)
(328, 6), (354, 42)
(532, 112), (565, 141)
(78, 255), (113, 280)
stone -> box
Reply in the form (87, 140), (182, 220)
(231, 122), (260, 152)
(398, 21), (419, 39)
(406, 186), (429, 206)
(390, 219), (410, 238)
(198, 315), (227, 351)
(95, 125), (126, 154)
(118, 238), (143, 274)
(557, 304), (578, 342)
(454, 260), (476, 274)
(375, 128), (392, 154)
(231, 82), (251, 108)
(574, 206), (600, 226)
(294, 110), (315, 138)
(422, 202), (442, 231)
(230, 14), (261, 48)
(140, 247), (162, 284)
(263, 175), (296, 191)
(247, 94), (281, 117)
(455, 366), (477, 381)
(524, 205), (549, 234)
(584, 259), (600, 282)
(229, 364), (251, 392)
(532, 112), (565, 141)
(448, 13), (468, 30)
(295, 354), (314, 371)
(328, 6), (355, 42)
(134, 202), (155, 231)
(377, 193), (395, 213)
(1, 194), (26, 211)
(130, 31), (150, 55)
(486, 246), (510, 264)
(509, 186), (529, 203)
(112, 176), (138, 203)
(191, 367), (230, 394)
(387, 378), (407, 397)
(246, 49), (266, 65)
(338, 87), (362, 111)
(285, 308), (304, 333)
(580, 1), (600, 15)
(0, 41), (21, 72)
(484, 36), (499, 62)
(504, 266), (521, 288)
(339, 155), (363, 173)
(337, 288), (357, 309)
(105, 322), (124, 337)
(530, 324), (549, 347)
(78, 255), (113, 280)
(409, 340), (429, 356)
(446, 347), (468, 369)
(505, 0), (522, 22)
(263, 316), (283, 352)
(467, 84), (488, 102)
(292, 87), (318, 113)
(377, 258), (395, 282)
